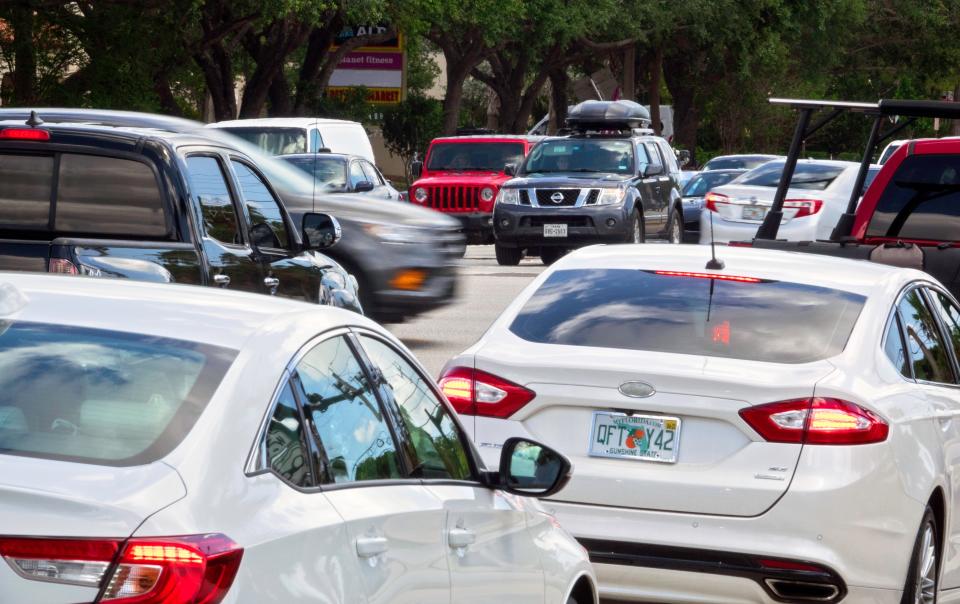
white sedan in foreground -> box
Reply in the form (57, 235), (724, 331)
(0, 274), (595, 604)
(442, 244), (960, 604)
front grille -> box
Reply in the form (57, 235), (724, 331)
(536, 189), (580, 206)
(434, 228), (466, 263)
(585, 189), (600, 205)
(520, 190), (531, 205)
(522, 216), (593, 228)
(425, 186), (482, 211)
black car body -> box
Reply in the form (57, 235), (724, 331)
(280, 152), (402, 201)
(492, 101), (684, 265)
(680, 168), (747, 240)
(0, 109), (360, 311)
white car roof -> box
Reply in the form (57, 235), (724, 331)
(207, 117), (360, 129)
(0, 273), (377, 350)
(555, 244), (924, 297)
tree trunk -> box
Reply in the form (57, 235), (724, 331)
(442, 61), (470, 135)
(194, 47), (237, 121)
(268, 73), (292, 116)
(952, 82), (960, 137)
(513, 70), (550, 133)
(549, 68), (569, 133)
(663, 52), (699, 164)
(648, 48), (662, 136)
(10, 2), (36, 105)
(153, 71), (183, 116)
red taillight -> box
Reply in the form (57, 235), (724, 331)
(783, 198), (824, 218)
(48, 258), (79, 274)
(438, 366), (536, 418)
(739, 398), (888, 445)
(0, 534), (243, 604)
(704, 192), (729, 212)
(654, 270), (762, 283)
(0, 128), (50, 141)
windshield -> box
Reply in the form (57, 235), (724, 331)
(683, 171), (743, 197)
(0, 322), (235, 466)
(510, 269), (865, 364)
(523, 139), (634, 174)
(738, 162), (845, 191)
(282, 156), (348, 191)
(867, 154), (960, 241)
(703, 156), (777, 170)
(219, 127), (308, 155)
(426, 142), (524, 172)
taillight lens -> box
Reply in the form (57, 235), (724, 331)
(48, 258), (79, 274)
(704, 192), (729, 212)
(438, 366), (535, 418)
(740, 398), (888, 445)
(0, 534), (243, 604)
(0, 128), (50, 141)
(783, 198), (824, 218)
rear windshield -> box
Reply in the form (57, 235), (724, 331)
(510, 269), (865, 363)
(683, 171), (742, 197)
(0, 152), (167, 237)
(703, 156), (775, 170)
(282, 155), (348, 191)
(427, 142), (524, 172)
(0, 322), (235, 466)
(738, 162), (845, 191)
(220, 127), (308, 155)
(866, 154), (960, 241)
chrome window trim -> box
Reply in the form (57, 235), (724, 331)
(891, 281), (960, 388)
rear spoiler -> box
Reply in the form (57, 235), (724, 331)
(756, 97), (960, 241)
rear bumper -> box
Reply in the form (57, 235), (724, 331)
(493, 204), (630, 248)
(698, 212), (820, 244)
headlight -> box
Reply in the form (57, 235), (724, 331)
(480, 187), (495, 202)
(496, 188), (520, 205)
(413, 187), (428, 203)
(362, 223), (425, 244)
(597, 188), (627, 205)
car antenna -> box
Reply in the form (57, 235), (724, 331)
(705, 211), (724, 270)
(25, 110), (43, 127)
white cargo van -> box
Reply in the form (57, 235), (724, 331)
(207, 117), (375, 162)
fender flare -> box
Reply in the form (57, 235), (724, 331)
(563, 570), (599, 604)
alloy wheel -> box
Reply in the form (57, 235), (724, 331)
(670, 213), (682, 244)
(633, 214), (643, 243)
(915, 523), (937, 604)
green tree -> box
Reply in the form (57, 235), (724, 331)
(381, 94), (442, 182)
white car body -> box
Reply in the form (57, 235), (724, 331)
(698, 159), (863, 244)
(0, 274), (595, 604)
(208, 117), (375, 162)
(443, 244), (960, 603)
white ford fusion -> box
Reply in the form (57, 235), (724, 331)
(441, 244), (960, 604)
(0, 274), (595, 604)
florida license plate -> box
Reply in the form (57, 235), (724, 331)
(589, 411), (681, 463)
(543, 224), (568, 237)
(742, 205), (767, 221)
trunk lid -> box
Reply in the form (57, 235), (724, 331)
(475, 341), (836, 517)
(709, 184), (815, 224)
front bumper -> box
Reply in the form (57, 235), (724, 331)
(493, 204), (631, 248)
(450, 212), (495, 243)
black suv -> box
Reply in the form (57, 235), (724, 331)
(493, 101), (685, 265)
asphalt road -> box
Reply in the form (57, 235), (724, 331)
(387, 245), (547, 377)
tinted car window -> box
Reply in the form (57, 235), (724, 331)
(220, 127), (307, 155)
(293, 336), (401, 484)
(282, 156), (348, 191)
(898, 289), (957, 384)
(361, 161), (385, 186)
(524, 139), (634, 175)
(187, 156), (241, 245)
(683, 171), (742, 197)
(927, 289), (960, 357)
(348, 161), (367, 188)
(510, 269), (865, 364)
(56, 154), (166, 236)
(231, 160), (289, 249)
(427, 142), (524, 172)
(359, 336), (471, 481)
(738, 162), (845, 191)
(703, 156), (777, 171)
(262, 382), (312, 487)
(0, 322), (234, 466)
(866, 154), (960, 241)
(883, 313), (911, 377)
(644, 143), (663, 172)
(0, 154), (53, 228)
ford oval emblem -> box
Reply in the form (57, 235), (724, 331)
(619, 381), (655, 398)
(550, 192), (564, 204)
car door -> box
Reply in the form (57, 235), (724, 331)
(184, 154), (262, 292)
(354, 331), (546, 604)
(645, 142), (672, 227)
(291, 333), (451, 604)
(635, 143), (664, 234)
(229, 158), (315, 302)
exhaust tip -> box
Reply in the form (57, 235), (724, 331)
(764, 578), (841, 602)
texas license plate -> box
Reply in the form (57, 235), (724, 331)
(589, 411), (681, 463)
(543, 223), (568, 237)
(742, 205), (767, 221)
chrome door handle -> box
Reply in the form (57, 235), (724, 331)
(356, 536), (389, 558)
(213, 274), (230, 287)
(263, 276), (280, 293)
(448, 527), (476, 549)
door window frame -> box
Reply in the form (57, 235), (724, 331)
(890, 282), (960, 388)
(921, 285), (960, 384)
(227, 155), (298, 256)
(184, 152), (250, 250)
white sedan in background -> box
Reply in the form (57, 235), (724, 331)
(442, 244), (960, 603)
(0, 274), (595, 604)
(699, 159), (879, 243)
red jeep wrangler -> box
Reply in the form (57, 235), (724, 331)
(409, 136), (541, 244)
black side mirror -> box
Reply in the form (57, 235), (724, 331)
(642, 164), (664, 178)
(354, 181), (375, 193)
(497, 437), (571, 498)
(411, 160), (423, 179)
(301, 213), (342, 250)
(675, 149), (691, 167)
(503, 163), (517, 177)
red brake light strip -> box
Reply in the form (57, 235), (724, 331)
(654, 270), (762, 283)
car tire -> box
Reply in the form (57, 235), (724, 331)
(541, 247), (566, 265)
(495, 243), (523, 266)
(902, 506), (939, 604)
(629, 209), (645, 243)
(668, 208), (683, 244)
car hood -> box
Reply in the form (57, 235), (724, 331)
(413, 172), (511, 187)
(503, 173), (631, 189)
(278, 187), (460, 229)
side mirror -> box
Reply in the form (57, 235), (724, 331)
(354, 181), (375, 193)
(301, 213), (342, 250)
(675, 149), (691, 167)
(503, 163), (517, 177)
(642, 164), (664, 178)
(411, 160), (423, 179)
(497, 437), (571, 498)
